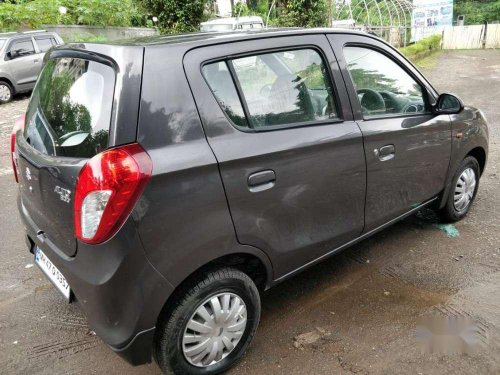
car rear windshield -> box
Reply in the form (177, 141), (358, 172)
(24, 57), (116, 158)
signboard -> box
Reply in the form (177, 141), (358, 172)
(412, 0), (454, 41)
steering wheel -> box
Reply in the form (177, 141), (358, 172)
(357, 88), (386, 114)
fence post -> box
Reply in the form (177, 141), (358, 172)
(482, 22), (488, 49)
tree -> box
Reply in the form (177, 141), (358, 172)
(0, 0), (142, 32)
(136, 0), (210, 33)
(277, 0), (329, 28)
(454, 0), (500, 25)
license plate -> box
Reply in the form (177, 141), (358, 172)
(35, 247), (71, 301)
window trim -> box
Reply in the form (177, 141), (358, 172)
(200, 45), (344, 133)
(342, 43), (433, 121)
(226, 59), (253, 129)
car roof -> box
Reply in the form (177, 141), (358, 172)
(106, 28), (376, 48)
(0, 31), (57, 40)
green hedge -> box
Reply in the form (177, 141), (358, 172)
(399, 35), (442, 62)
(0, 0), (146, 32)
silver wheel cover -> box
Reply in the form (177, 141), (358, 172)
(454, 167), (476, 212)
(182, 292), (247, 367)
(0, 84), (11, 102)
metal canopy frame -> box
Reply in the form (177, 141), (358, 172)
(333, 0), (414, 27)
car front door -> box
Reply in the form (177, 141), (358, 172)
(185, 35), (367, 279)
(4, 38), (40, 89)
(328, 34), (452, 232)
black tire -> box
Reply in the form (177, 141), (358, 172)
(439, 156), (480, 222)
(0, 81), (13, 104)
(154, 267), (261, 375)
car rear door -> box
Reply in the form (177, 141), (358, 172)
(33, 35), (58, 70)
(184, 34), (367, 278)
(15, 45), (143, 257)
(16, 57), (116, 256)
(328, 33), (451, 231)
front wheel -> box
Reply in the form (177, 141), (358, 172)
(440, 156), (480, 222)
(154, 267), (261, 375)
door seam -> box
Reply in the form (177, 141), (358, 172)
(325, 34), (367, 234)
(181, 55), (248, 247)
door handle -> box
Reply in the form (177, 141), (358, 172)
(247, 170), (276, 193)
(374, 145), (395, 161)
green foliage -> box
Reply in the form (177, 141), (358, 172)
(233, 2), (250, 17)
(277, 0), (329, 27)
(455, 0), (500, 25)
(400, 35), (442, 61)
(0, 0), (143, 31)
(243, 0), (275, 24)
(64, 33), (109, 43)
(136, 0), (210, 33)
(254, 0), (270, 16)
(60, 0), (138, 27)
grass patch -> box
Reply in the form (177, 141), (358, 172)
(400, 35), (442, 64)
(411, 50), (443, 70)
(63, 33), (109, 43)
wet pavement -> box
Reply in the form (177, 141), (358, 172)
(0, 50), (499, 374)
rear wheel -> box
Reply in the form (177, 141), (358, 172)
(440, 156), (480, 222)
(0, 81), (13, 104)
(154, 267), (261, 375)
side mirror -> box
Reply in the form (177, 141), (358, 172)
(433, 93), (464, 115)
(6, 50), (19, 60)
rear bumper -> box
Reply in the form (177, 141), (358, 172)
(18, 197), (174, 365)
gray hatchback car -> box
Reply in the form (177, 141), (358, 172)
(0, 30), (63, 103)
(12, 29), (488, 374)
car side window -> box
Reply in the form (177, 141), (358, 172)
(202, 61), (248, 128)
(344, 46), (427, 117)
(35, 37), (56, 53)
(8, 39), (35, 58)
(203, 48), (339, 130)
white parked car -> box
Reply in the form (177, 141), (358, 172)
(200, 16), (264, 32)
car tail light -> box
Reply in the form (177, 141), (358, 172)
(11, 115), (25, 183)
(74, 143), (152, 244)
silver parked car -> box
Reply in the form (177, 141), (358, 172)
(0, 30), (63, 104)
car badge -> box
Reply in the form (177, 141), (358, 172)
(54, 186), (71, 203)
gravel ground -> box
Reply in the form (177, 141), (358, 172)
(0, 49), (499, 375)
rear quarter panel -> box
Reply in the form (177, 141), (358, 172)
(136, 44), (273, 290)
